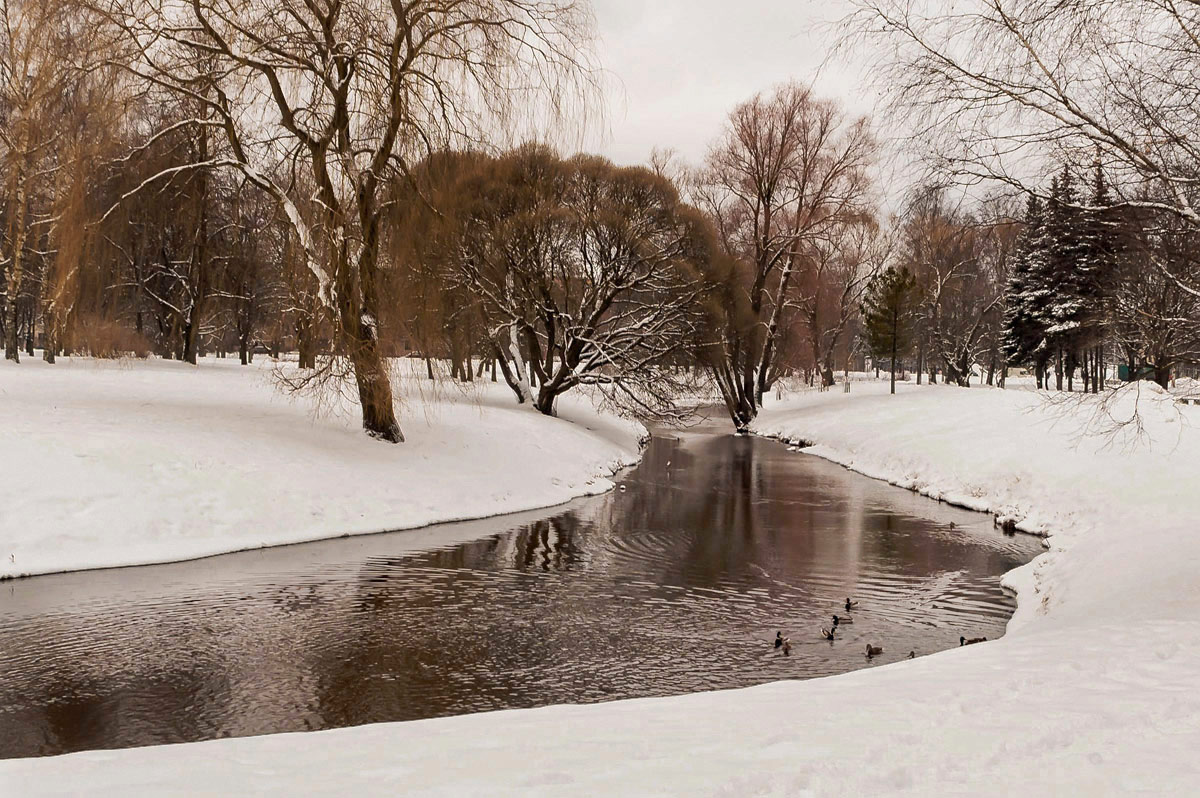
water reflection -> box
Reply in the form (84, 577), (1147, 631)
(0, 424), (1042, 758)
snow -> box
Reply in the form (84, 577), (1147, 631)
(0, 356), (644, 579)
(5, 377), (1200, 795)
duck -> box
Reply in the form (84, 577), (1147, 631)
(845, 598), (859, 611)
(832, 614), (853, 626)
(907, 650), (916, 659)
(782, 638), (792, 656)
(821, 627), (836, 640)
(865, 644), (884, 657)
(774, 631), (784, 649)
(960, 635), (987, 646)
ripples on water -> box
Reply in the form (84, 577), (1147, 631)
(0, 422), (1043, 758)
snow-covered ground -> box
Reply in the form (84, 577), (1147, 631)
(5, 378), (1200, 795)
(0, 356), (644, 579)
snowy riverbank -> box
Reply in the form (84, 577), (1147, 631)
(5, 379), (1200, 795)
(0, 356), (644, 579)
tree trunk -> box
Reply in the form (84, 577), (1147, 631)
(890, 310), (898, 395)
(492, 342), (525, 403)
(24, 309), (35, 357)
(297, 321), (316, 369)
(43, 322), (55, 364)
(535, 386), (557, 416)
(4, 299), (19, 363)
(4, 179), (28, 363)
(183, 126), (209, 366)
(350, 333), (402, 442)
(507, 326), (535, 404)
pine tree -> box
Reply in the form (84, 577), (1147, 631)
(863, 266), (920, 394)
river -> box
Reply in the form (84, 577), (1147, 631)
(0, 419), (1042, 758)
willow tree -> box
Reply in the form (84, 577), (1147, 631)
(0, 0), (77, 361)
(396, 146), (713, 420)
(103, 0), (596, 442)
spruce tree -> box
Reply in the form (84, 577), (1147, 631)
(863, 266), (920, 394)
(1076, 164), (1123, 391)
(1040, 167), (1087, 388)
(1002, 194), (1049, 381)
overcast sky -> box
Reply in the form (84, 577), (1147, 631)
(588, 0), (874, 167)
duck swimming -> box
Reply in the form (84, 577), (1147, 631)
(865, 644), (883, 657)
(832, 614), (853, 626)
(960, 636), (987, 646)
(821, 627), (836, 640)
(845, 598), (859, 611)
(774, 631), (783, 649)
(782, 638), (792, 656)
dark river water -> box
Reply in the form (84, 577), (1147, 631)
(0, 421), (1042, 759)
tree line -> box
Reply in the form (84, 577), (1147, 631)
(0, 0), (894, 440)
(5, 0), (1198, 444)
(848, 0), (1200, 393)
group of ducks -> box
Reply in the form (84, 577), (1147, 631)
(774, 597), (988, 660)
(773, 598), (889, 659)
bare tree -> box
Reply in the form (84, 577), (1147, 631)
(797, 219), (883, 387)
(1112, 205), (1200, 388)
(897, 186), (1008, 386)
(847, 0), (1200, 254)
(694, 82), (876, 429)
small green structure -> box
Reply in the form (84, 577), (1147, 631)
(1117, 363), (1157, 382)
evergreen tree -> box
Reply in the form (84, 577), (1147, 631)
(863, 266), (920, 394)
(1040, 167), (1090, 389)
(1002, 194), (1051, 383)
(1075, 163), (1123, 391)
